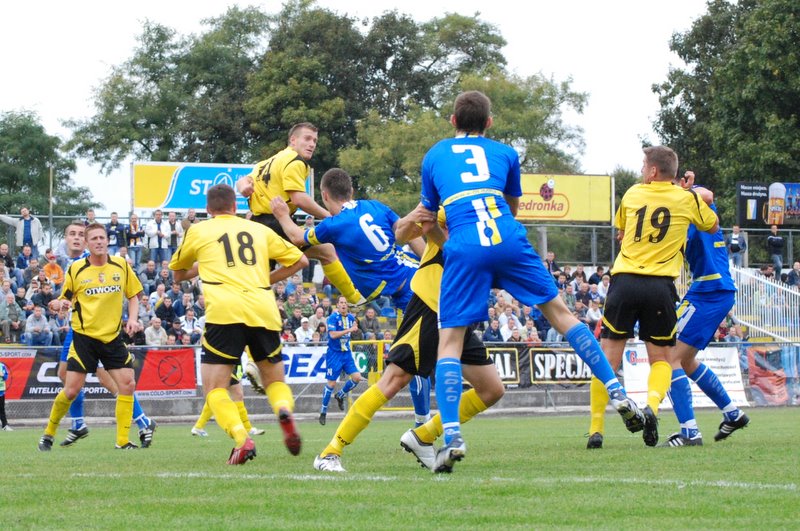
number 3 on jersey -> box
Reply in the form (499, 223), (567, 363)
(452, 145), (490, 183)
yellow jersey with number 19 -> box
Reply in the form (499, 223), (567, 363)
(169, 214), (303, 330)
(612, 181), (716, 278)
(61, 255), (143, 343)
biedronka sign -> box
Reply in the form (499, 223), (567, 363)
(517, 174), (612, 223)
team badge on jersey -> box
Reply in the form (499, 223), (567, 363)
(112, 273), (121, 282)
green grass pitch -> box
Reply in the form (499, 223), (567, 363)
(1, 408), (797, 529)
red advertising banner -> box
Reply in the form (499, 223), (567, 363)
(136, 348), (197, 398)
(0, 348), (38, 400)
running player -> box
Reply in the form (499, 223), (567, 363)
(170, 184), (307, 465)
(56, 221), (156, 448)
(312, 205), (504, 473)
(191, 361), (266, 437)
(318, 296), (361, 426)
(589, 148), (719, 449)
(271, 168), (431, 426)
(663, 175), (749, 446)
(38, 223), (144, 450)
(419, 90), (641, 472)
(236, 123), (363, 305)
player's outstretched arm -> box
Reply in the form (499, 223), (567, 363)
(287, 190), (331, 220)
(236, 175), (255, 198)
(269, 254), (309, 285)
(172, 262), (199, 283)
(270, 197), (308, 247)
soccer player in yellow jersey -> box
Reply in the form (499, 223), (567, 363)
(236, 122), (363, 305)
(38, 223), (144, 451)
(590, 146), (719, 448)
(312, 206), (505, 473)
(170, 184), (308, 465)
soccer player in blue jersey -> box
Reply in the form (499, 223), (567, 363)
(54, 221), (156, 448)
(271, 169), (432, 426)
(318, 296), (362, 425)
(419, 90), (642, 472)
(664, 175), (749, 446)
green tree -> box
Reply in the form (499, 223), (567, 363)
(67, 7), (270, 170)
(652, 0), (800, 224)
(339, 71), (587, 213)
(0, 111), (98, 237)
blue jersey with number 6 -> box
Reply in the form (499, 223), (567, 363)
(304, 200), (418, 309)
(420, 134), (521, 241)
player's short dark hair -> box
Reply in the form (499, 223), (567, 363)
(85, 223), (107, 239)
(288, 122), (318, 143)
(453, 91), (491, 133)
(206, 184), (236, 213)
(320, 168), (353, 201)
(643, 146), (679, 179)
(64, 220), (85, 234)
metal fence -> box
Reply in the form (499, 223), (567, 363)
(731, 266), (800, 341)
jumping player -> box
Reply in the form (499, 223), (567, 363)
(419, 91), (641, 472)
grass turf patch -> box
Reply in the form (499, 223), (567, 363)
(1, 407), (797, 529)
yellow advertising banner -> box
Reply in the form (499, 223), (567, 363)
(517, 174), (612, 223)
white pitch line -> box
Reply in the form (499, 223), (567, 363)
(69, 471), (798, 491)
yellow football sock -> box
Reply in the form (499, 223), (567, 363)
(414, 389), (488, 444)
(45, 390), (73, 437)
(115, 394), (134, 447)
(194, 401), (213, 430)
(266, 381), (295, 415)
(322, 261), (362, 304)
(235, 401), (253, 431)
(322, 385), (388, 457)
(207, 387), (247, 447)
(589, 377), (609, 435)
(647, 360), (672, 414)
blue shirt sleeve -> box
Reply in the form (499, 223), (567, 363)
(503, 151), (522, 197)
(420, 150), (440, 212)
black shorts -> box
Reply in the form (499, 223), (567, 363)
(250, 213), (309, 251)
(387, 294), (490, 377)
(202, 323), (282, 365)
(600, 273), (678, 346)
(67, 331), (133, 373)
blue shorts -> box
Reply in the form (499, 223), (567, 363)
(676, 289), (736, 350)
(325, 349), (358, 381)
(439, 222), (558, 328)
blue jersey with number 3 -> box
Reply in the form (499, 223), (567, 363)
(304, 200), (418, 302)
(420, 134), (521, 242)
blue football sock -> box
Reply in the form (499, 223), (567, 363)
(69, 389), (86, 430)
(320, 384), (334, 414)
(435, 358), (462, 445)
(689, 363), (733, 412)
(337, 378), (359, 398)
(409, 375), (431, 423)
(565, 323), (621, 393)
(132, 394), (151, 429)
(667, 369), (699, 438)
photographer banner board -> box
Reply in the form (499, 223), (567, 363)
(621, 343), (748, 409)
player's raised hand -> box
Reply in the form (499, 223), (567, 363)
(236, 176), (255, 198)
(270, 197), (290, 218)
(679, 171), (695, 190)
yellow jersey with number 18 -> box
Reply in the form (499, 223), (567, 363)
(612, 181), (716, 278)
(169, 215), (303, 330)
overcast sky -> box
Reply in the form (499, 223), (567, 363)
(1, 0), (708, 214)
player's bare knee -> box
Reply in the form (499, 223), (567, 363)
(377, 370), (412, 399)
(310, 243), (337, 265)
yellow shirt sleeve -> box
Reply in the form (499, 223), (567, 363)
(266, 229), (304, 268)
(124, 260), (144, 298)
(282, 159), (308, 193)
(169, 228), (197, 271)
(690, 192), (718, 232)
